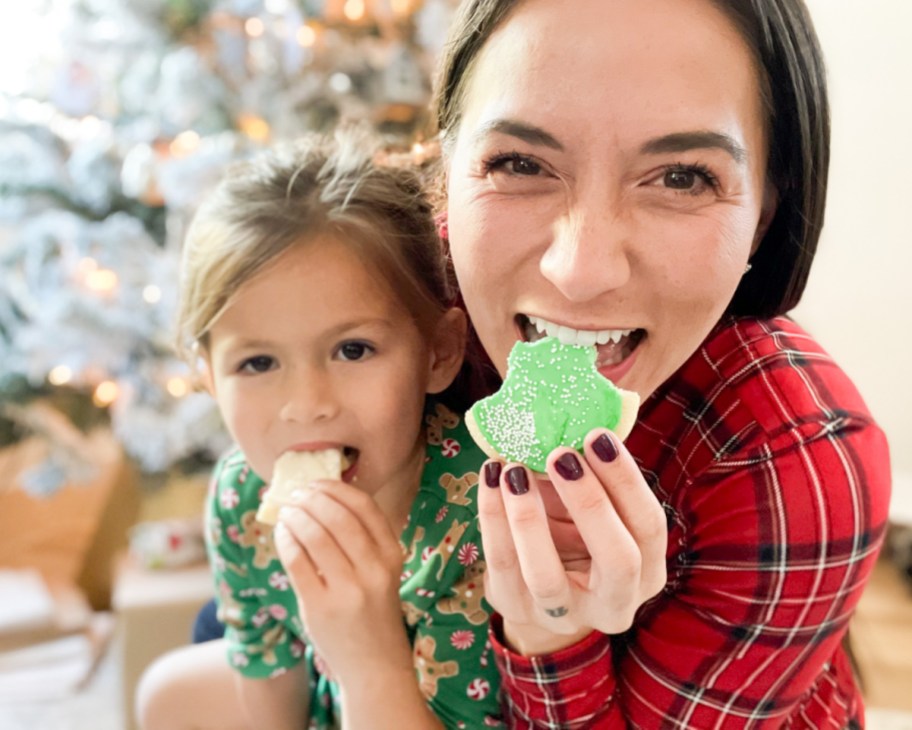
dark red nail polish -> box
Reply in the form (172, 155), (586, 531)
(505, 467), (529, 495)
(555, 452), (583, 481)
(592, 433), (619, 462)
(484, 461), (502, 488)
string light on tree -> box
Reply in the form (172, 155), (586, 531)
(48, 365), (73, 386)
(93, 380), (120, 408)
(143, 285), (162, 304)
(167, 377), (190, 399)
(245, 17), (265, 37)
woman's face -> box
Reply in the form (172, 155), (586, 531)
(445, 0), (775, 400)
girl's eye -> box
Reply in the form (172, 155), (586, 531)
(336, 341), (375, 362)
(484, 153), (544, 177)
(239, 355), (276, 374)
(659, 164), (718, 195)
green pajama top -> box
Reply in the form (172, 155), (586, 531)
(205, 402), (504, 729)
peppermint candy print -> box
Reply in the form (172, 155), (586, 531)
(467, 678), (491, 700)
(226, 525), (241, 543)
(268, 571), (290, 591)
(421, 545), (435, 563)
(220, 486), (240, 510)
(450, 630), (475, 650)
(435, 505), (449, 523)
(441, 438), (461, 458)
(457, 542), (479, 566)
(268, 604), (288, 620)
(484, 716), (505, 727)
(252, 607), (269, 627)
(231, 651), (250, 668)
(415, 587), (435, 599)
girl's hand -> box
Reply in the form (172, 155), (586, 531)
(273, 482), (412, 683)
(477, 429), (668, 655)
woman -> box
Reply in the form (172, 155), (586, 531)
(436, 0), (891, 727)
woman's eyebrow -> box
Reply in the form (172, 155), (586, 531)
(640, 131), (747, 164)
(472, 119), (564, 150)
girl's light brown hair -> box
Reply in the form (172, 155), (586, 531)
(177, 130), (453, 360)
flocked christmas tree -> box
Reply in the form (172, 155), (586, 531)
(0, 0), (456, 493)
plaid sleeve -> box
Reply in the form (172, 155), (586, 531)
(489, 317), (892, 729)
(490, 616), (615, 727)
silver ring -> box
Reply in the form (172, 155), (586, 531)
(544, 606), (569, 618)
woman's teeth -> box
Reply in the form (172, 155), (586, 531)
(525, 315), (634, 348)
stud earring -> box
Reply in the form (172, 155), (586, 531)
(743, 262), (753, 275)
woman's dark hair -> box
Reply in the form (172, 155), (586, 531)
(432, 0), (830, 318)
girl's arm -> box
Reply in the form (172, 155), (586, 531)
(274, 481), (445, 730)
(206, 454), (312, 728)
(235, 665), (310, 730)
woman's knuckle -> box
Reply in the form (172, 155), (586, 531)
(487, 551), (520, 574)
(506, 503), (542, 529)
(526, 575), (565, 603)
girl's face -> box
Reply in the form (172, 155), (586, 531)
(203, 238), (460, 514)
(445, 0), (775, 401)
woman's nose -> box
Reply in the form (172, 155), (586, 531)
(278, 369), (338, 423)
(539, 202), (632, 303)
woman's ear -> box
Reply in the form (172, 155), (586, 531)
(426, 307), (467, 395)
(751, 180), (779, 255)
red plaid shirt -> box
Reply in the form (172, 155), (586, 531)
(492, 316), (891, 728)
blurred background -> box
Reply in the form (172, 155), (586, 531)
(0, 0), (909, 728)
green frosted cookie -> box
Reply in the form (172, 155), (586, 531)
(465, 337), (639, 472)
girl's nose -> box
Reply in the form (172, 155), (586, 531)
(539, 200), (632, 303)
(278, 369), (339, 423)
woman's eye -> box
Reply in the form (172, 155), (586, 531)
(659, 165), (718, 195)
(336, 341), (374, 362)
(239, 355), (276, 374)
(485, 153), (543, 177)
(665, 169), (697, 189)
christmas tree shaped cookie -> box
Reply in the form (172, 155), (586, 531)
(466, 337), (639, 472)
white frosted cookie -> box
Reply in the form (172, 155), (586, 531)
(256, 449), (343, 525)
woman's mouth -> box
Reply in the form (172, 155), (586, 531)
(517, 314), (646, 369)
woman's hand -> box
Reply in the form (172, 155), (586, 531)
(477, 428), (668, 655)
(273, 482), (412, 683)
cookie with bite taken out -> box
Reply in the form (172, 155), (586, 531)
(465, 337), (639, 473)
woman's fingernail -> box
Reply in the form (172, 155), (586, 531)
(555, 452), (584, 481)
(592, 433), (619, 463)
(484, 461), (502, 488)
(505, 466), (529, 495)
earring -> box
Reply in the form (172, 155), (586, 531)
(743, 262), (753, 275)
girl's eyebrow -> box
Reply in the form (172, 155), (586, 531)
(324, 317), (394, 337)
(472, 119), (564, 150)
(640, 131), (747, 164)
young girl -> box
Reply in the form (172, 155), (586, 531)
(136, 133), (503, 730)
